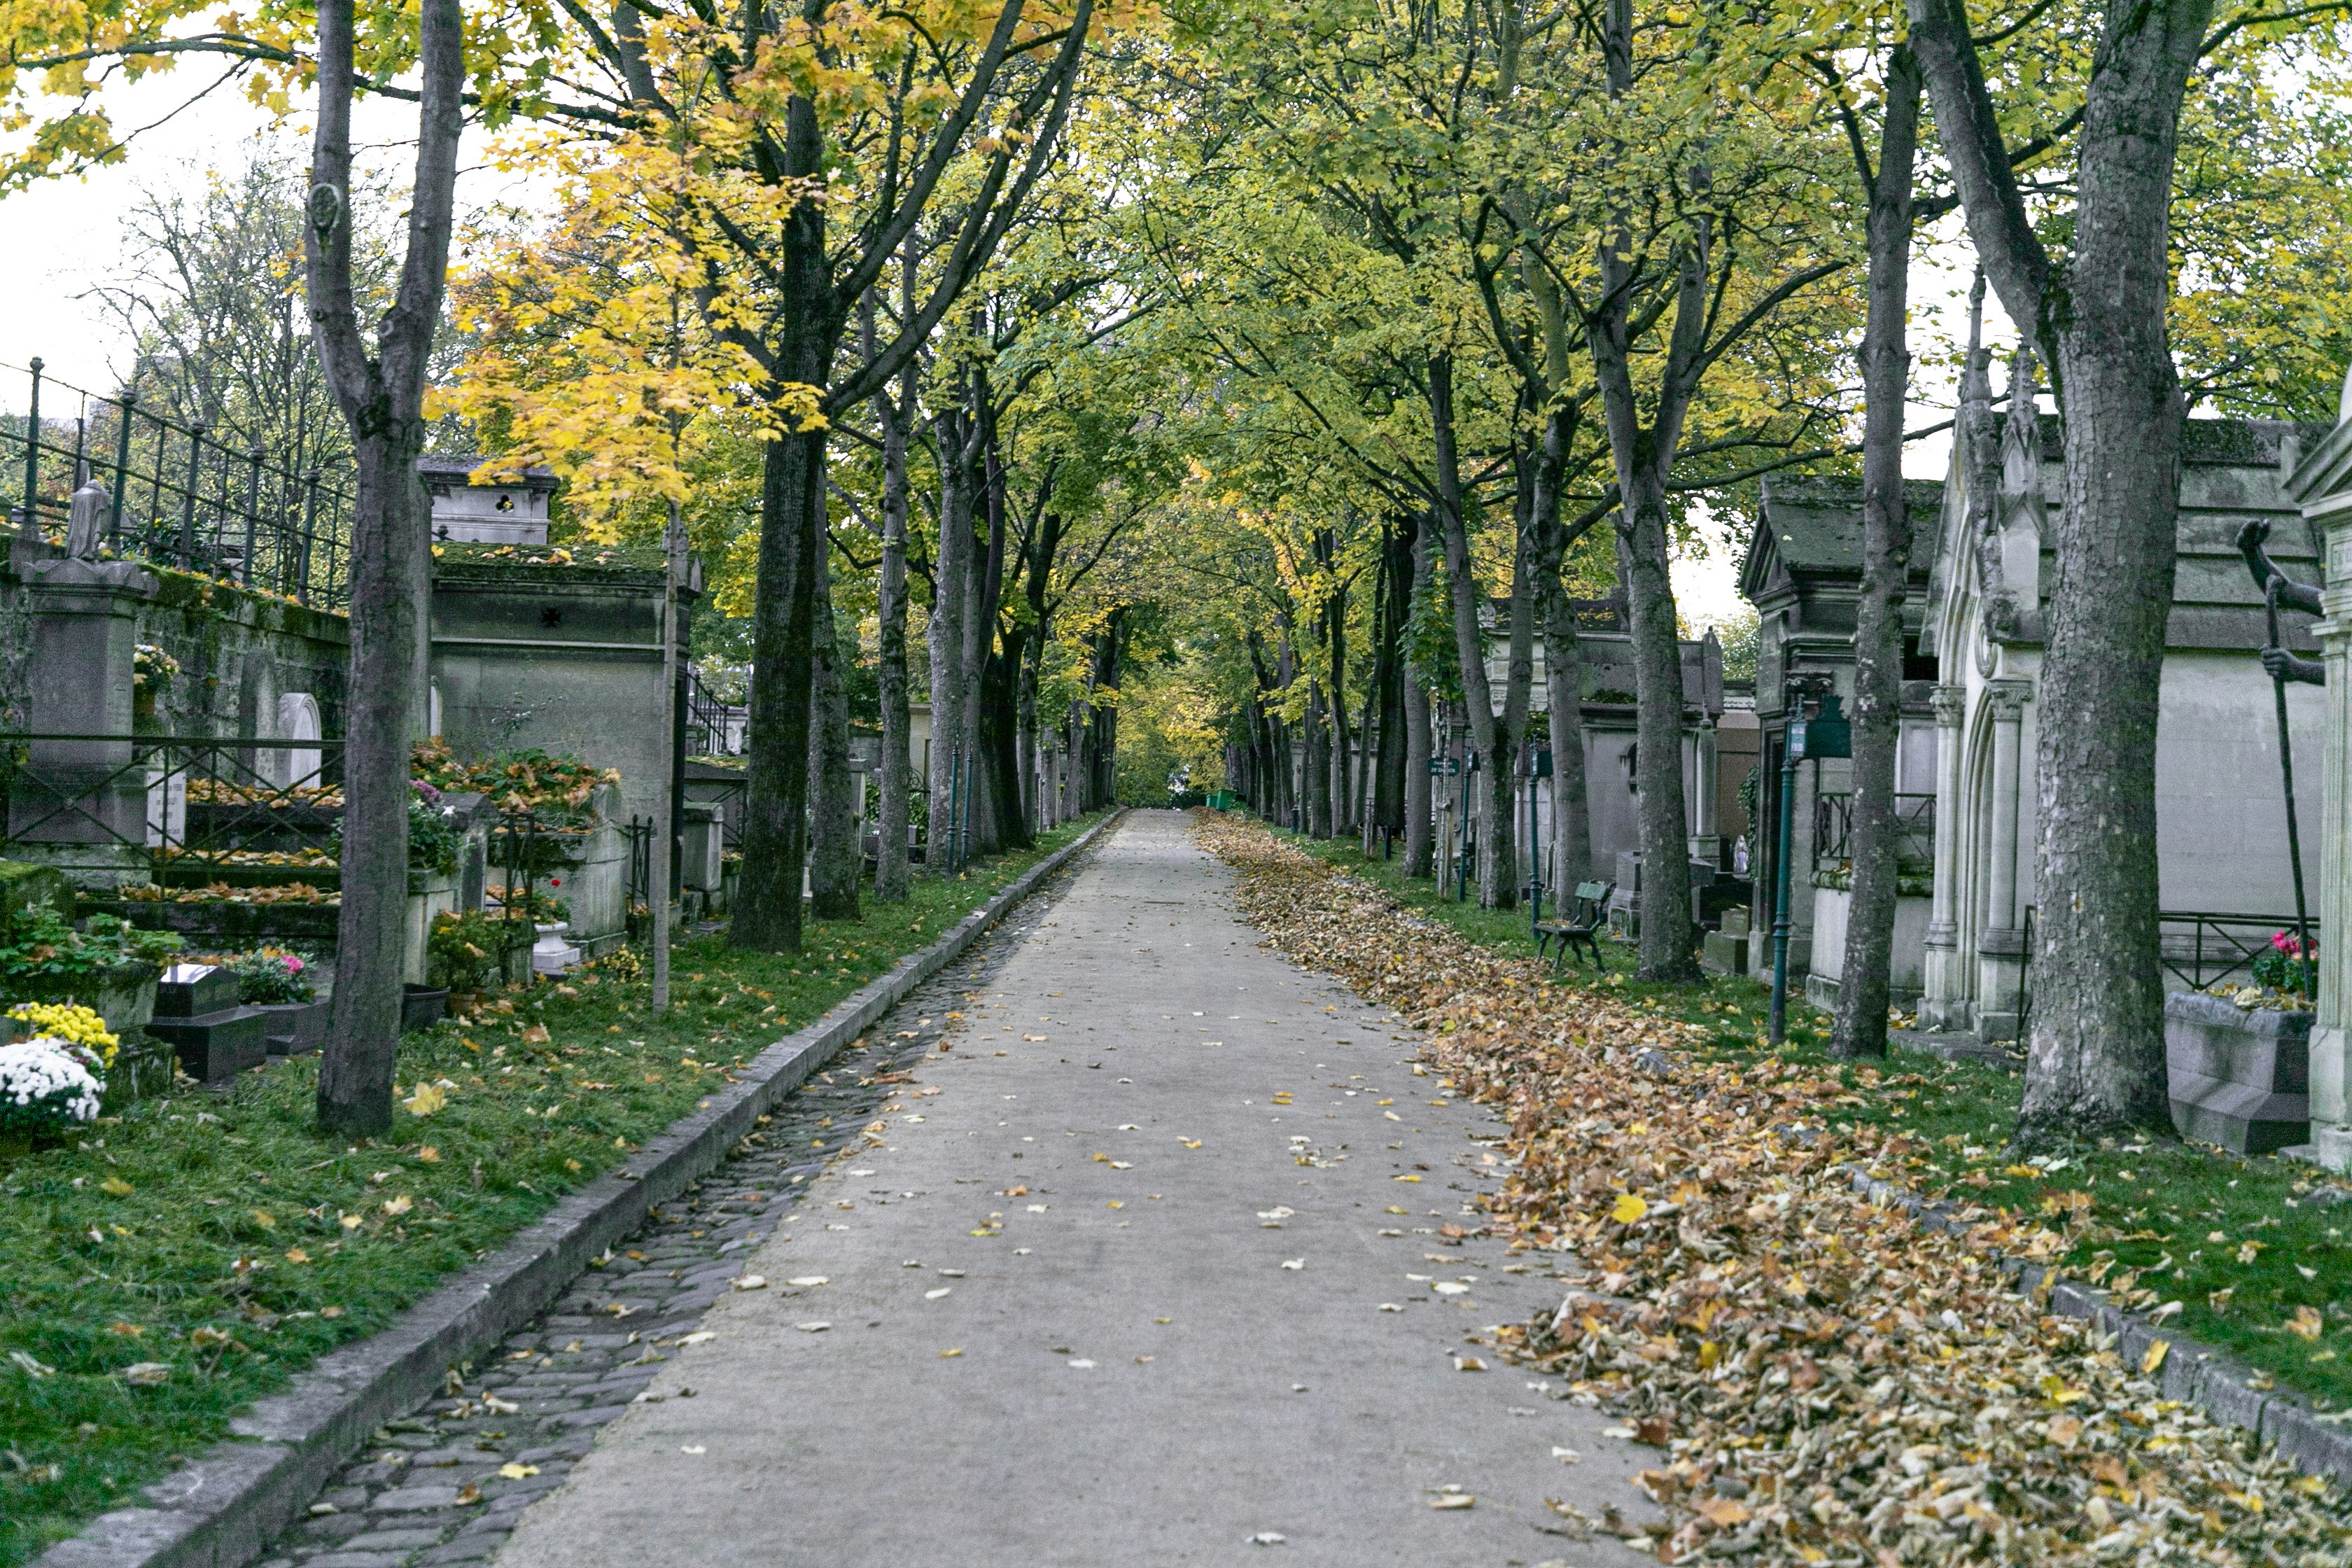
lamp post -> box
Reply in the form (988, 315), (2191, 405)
(1770, 712), (1808, 1046)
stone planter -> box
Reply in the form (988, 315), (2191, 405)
(100, 1035), (178, 1110)
(14, 958), (160, 1035)
(2166, 990), (2311, 1154)
(401, 984), (448, 1034)
(531, 922), (581, 976)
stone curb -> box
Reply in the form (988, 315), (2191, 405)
(1840, 1164), (2352, 1485)
(38, 811), (1125, 1568)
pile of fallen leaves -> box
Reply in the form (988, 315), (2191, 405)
(1191, 811), (2352, 1567)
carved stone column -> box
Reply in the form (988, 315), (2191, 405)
(2288, 407), (2352, 1168)
(1919, 682), (1970, 1029)
(1687, 715), (1721, 866)
(1975, 679), (2033, 1041)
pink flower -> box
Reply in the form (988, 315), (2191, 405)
(284, 955), (304, 973)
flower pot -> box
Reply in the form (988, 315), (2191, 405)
(446, 990), (481, 1020)
(530, 922), (582, 976)
(400, 983), (448, 1035)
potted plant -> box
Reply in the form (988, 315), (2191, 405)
(224, 948), (326, 1055)
(426, 911), (527, 1016)
(0, 1004), (111, 1153)
(131, 643), (178, 726)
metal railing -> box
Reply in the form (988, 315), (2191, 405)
(2157, 910), (2318, 993)
(684, 668), (746, 757)
(0, 730), (345, 885)
(1, 358), (353, 609)
(1812, 791), (1935, 866)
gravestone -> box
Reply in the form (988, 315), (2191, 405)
(146, 962), (270, 1082)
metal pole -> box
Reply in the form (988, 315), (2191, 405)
(1770, 726), (1802, 1044)
(178, 424), (206, 570)
(108, 390), (136, 542)
(22, 358), (41, 524)
(652, 507), (682, 1014)
(296, 468), (319, 603)
(241, 446), (263, 587)
(1457, 752), (1475, 903)
(2268, 578), (2315, 998)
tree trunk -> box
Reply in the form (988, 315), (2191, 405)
(869, 268), (916, 902)
(732, 97), (833, 953)
(1306, 680), (1333, 837)
(873, 357), (913, 902)
(1831, 46), (1922, 1060)
(1539, 538), (1592, 895)
(808, 531), (860, 920)
(927, 408), (970, 865)
(1429, 356), (1514, 906)
(307, 0), (461, 1137)
(1499, 470), (1538, 901)
(1911, 0), (2206, 1137)
(1403, 518), (1435, 877)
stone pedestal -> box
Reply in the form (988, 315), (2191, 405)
(11, 560), (158, 881)
(2166, 992), (2311, 1154)
(682, 801), (724, 892)
(2286, 405), (2352, 1169)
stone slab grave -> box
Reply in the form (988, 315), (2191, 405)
(145, 962), (270, 1084)
(2165, 990), (2311, 1154)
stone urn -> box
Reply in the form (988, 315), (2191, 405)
(531, 922), (582, 976)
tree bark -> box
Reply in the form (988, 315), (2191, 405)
(1429, 356), (1514, 906)
(307, 0), (461, 1137)
(1912, 0), (2208, 1137)
(871, 302), (915, 902)
(732, 95), (832, 953)
(808, 528), (860, 920)
(927, 402), (974, 867)
(1831, 46), (1923, 1060)
(1403, 516), (1435, 877)
(1542, 567), (1592, 892)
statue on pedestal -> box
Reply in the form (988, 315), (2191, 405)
(64, 479), (112, 560)
(2237, 517), (2323, 685)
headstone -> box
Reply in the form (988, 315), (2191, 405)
(154, 962), (239, 1018)
(275, 692), (323, 791)
(146, 965), (270, 1081)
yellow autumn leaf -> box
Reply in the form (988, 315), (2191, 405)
(284, 1248), (311, 1264)
(2141, 1338), (2170, 1373)
(251, 1209), (276, 1229)
(99, 1176), (134, 1196)
(1611, 1193), (1649, 1225)
(500, 1463), (540, 1479)
(404, 1082), (447, 1116)
(381, 1194), (414, 1217)
(2288, 1305), (2325, 1341)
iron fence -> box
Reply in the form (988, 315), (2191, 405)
(2157, 910), (2316, 993)
(1812, 791), (1935, 866)
(1, 358), (353, 609)
(0, 729), (345, 886)
(684, 668), (746, 757)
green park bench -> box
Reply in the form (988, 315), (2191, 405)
(1535, 880), (1614, 972)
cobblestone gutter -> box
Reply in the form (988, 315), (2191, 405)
(38, 813), (1119, 1568)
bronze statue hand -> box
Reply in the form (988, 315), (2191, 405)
(2262, 645), (2326, 687)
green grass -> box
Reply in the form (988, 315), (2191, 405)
(0, 813), (1105, 1567)
(1268, 823), (2352, 1413)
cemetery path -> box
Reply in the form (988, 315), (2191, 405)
(489, 809), (1645, 1567)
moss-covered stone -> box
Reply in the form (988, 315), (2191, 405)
(0, 860), (74, 922)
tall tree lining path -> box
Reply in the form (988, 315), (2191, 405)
(475, 811), (1642, 1564)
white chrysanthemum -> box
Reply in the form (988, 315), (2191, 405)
(0, 1040), (103, 1124)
